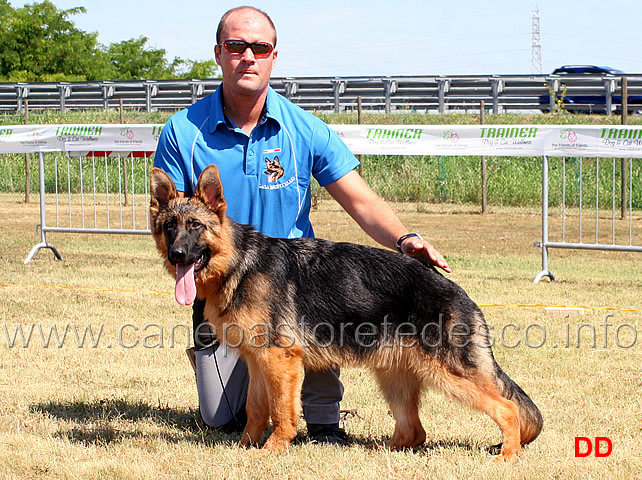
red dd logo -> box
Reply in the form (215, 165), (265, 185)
(574, 437), (613, 457)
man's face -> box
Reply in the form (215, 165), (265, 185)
(215, 11), (278, 97)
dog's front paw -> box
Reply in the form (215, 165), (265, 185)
(491, 452), (520, 464)
(261, 434), (292, 454)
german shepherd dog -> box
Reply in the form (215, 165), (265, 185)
(150, 165), (543, 462)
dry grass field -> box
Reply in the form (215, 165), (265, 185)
(0, 197), (640, 479)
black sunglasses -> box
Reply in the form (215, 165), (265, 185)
(220, 40), (274, 57)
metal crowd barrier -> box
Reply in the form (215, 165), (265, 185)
(534, 155), (641, 282)
(3, 124), (639, 281)
(3, 75), (642, 114)
(24, 150), (153, 263)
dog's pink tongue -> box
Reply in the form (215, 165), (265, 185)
(175, 263), (196, 306)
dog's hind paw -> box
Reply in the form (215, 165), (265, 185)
(364, 441), (385, 451)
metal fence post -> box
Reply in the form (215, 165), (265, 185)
(58, 83), (71, 112)
(190, 81), (204, 104)
(547, 77), (560, 112)
(491, 77), (504, 114)
(438, 77), (450, 114)
(284, 79), (297, 100)
(621, 77), (629, 219)
(533, 155), (556, 283)
(604, 77), (616, 116)
(145, 81), (158, 112)
(332, 78), (346, 113)
(480, 100), (487, 214)
(383, 78), (397, 114)
(24, 100), (30, 203)
(15, 83), (28, 113)
(24, 152), (64, 264)
(102, 83), (115, 110)
(357, 96), (363, 175)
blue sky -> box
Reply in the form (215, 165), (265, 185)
(9, 0), (642, 76)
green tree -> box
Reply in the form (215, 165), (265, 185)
(105, 39), (219, 80)
(169, 58), (219, 79)
(0, 0), (218, 81)
(106, 36), (170, 80)
(0, 0), (112, 81)
(0, 0), (11, 18)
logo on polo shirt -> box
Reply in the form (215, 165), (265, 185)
(260, 148), (295, 190)
(264, 155), (284, 183)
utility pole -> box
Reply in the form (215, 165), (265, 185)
(531, 5), (543, 74)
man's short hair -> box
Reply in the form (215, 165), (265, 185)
(216, 6), (277, 47)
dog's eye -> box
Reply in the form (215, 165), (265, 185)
(188, 219), (204, 231)
(164, 218), (177, 230)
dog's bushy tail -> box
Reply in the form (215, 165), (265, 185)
(494, 365), (543, 444)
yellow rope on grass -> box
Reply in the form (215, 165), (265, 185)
(1, 282), (640, 313)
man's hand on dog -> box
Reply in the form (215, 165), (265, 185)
(400, 237), (452, 273)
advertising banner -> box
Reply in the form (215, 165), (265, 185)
(0, 124), (163, 156)
(331, 124), (642, 158)
(1, 124), (642, 158)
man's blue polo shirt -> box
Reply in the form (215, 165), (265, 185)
(153, 86), (359, 239)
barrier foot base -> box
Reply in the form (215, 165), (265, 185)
(24, 242), (64, 264)
(533, 269), (556, 283)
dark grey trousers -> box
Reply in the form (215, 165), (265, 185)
(192, 299), (343, 428)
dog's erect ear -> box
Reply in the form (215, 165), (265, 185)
(150, 168), (178, 217)
(194, 165), (227, 217)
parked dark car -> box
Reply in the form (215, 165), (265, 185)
(540, 65), (642, 114)
(551, 65), (626, 76)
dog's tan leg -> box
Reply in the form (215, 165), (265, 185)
(474, 389), (521, 463)
(434, 368), (522, 463)
(240, 359), (270, 448)
(261, 347), (304, 453)
(372, 368), (426, 450)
